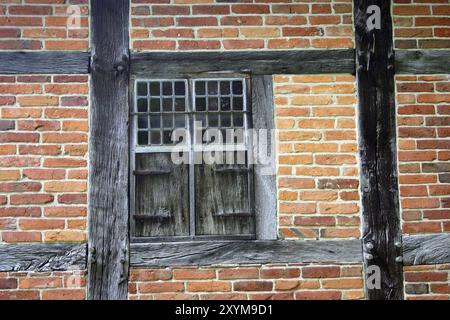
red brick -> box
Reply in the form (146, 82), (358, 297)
(2, 231), (41, 242)
(139, 282), (184, 293)
(295, 291), (341, 300)
(173, 269), (215, 280)
(302, 266), (340, 278)
(233, 281), (273, 292)
(10, 194), (53, 205)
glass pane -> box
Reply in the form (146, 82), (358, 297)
(220, 81), (230, 95)
(175, 98), (185, 112)
(208, 81), (218, 95)
(221, 113), (231, 127)
(174, 81), (185, 95)
(150, 82), (160, 96)
(162, 82), (172, 95)
(234, 113), (244, 127)
(150, 98), (160, 112)
(163, 115), (173, 129)
(196, 97), (206, 111)
(209, 113), (219, 127)
(232, 80), (243, 95)
(150, 131), (161, 145)
(138, 131), (148, 145)
(137, 82), (147, 96)
(175, 114), (185, 128)
(233, 97), (244, 111)
(196, 114), (206, 128)
(196, 81), (205, 95)
(163, 130), (172, 144)
(138, 116), (148, 129)
(150, 115), (160, 129)
(137, 98), (148, 113)
(208, 97), (219, 111)
(163, 98), (172, 112)
(220, 97), (231, 111)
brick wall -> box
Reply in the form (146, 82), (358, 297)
(393, 0), (450, 49)
(404, 264), (450, 300)
(0, 271), (85, 300)
(275, 74), (360, 240)
(0, 74), (89, 243)
(129, 264), (364, 300)
(0, 0), (89, 51)
(0, 0), (449, 301)
(130, 0), (354, 51)
(396, 74), (450, 234)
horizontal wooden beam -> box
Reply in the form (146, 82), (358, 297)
(0, 51), (90, 74)
(130, 49), (356, 76)
(403, 233), (450, 266)
(0, 243), (86, 272)
(396, 50), (450, 74)
(130, 240), (363, 267)
(1, 234), (448, 271)
(1, 50), (446, 76)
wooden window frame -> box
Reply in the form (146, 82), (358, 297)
(129, 74), (277, 244)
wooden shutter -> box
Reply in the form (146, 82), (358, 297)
(134, 153), (189, 237)
(195, 152), (255, 236)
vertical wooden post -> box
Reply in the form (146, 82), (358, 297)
(88, 0), (130, 300)
(354, 0), (404, 299)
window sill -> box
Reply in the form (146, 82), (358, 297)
(129, 239), (363, 267)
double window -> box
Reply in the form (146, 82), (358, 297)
(131, 77), (257, 241)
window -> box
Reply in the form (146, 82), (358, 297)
(130, 75), (277, 243)
(131, 77), (256, 241)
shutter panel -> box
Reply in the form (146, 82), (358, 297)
(133, 153), (189, 237)
(195, 151), (255, 236)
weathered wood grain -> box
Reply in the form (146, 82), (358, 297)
(403, 233), (450, 266)
(0, 51), (89, 74)
(354, 0), (403, 300)
(130, 50), (356, 76)
(252, 76), (277, 240)
(0, 244), (86, 272)
(88, 0), (130, 300)
(396, 50), (450, 74)
(134, 153), (190, 237)
(130, 240), (363, 267)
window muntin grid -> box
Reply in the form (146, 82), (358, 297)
(135, 79), (189, 147)
(133, 78), (249, 152)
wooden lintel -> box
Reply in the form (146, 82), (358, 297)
(130, 49), (356, 76)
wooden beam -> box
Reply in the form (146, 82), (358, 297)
(252, 76), (277, 240)
(354, 0), (403, 300)
(130, 50), (356, 76)
(396, 50), (450, 74)
(2, 234), (449, 273)
(403, 234), (450, 266)
(0, 244), (86, 272)
(0, 51), (89, 74)
(130, 240), (363, 267)
(88, 0), (130, 300)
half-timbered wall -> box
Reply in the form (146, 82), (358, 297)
(0, 0), (449, 300)
(0, 0), (89, 300)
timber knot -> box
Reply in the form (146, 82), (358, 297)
(90, 53), (129, 76)
(113, 54), (129, 76)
